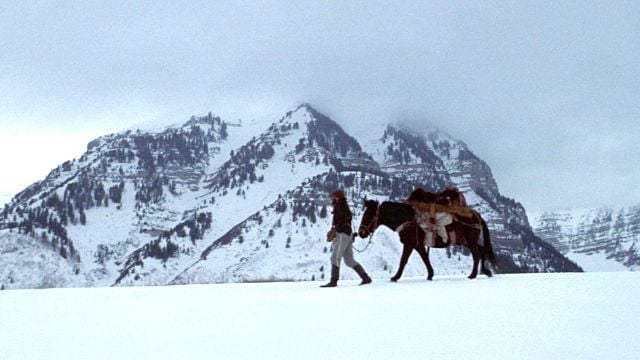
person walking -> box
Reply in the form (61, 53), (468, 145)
(321, 189), (372, 287)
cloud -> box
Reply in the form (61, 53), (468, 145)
(1, 1), (639, 212)
(0, 129), (91, 200)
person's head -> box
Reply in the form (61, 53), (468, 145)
(331, 189), (346, 204)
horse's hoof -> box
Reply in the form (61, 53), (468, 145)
(468, 274), (477, 280)
(390, 277), (399, 282)
(483, 270), (493, 278)
(427, 276), (433, 281)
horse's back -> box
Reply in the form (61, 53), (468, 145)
(380, 201), (413, 215)
(379, 201), (415, 224)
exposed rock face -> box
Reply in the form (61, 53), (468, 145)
(532, 207), (640, 271)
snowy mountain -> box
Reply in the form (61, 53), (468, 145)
(532, 206), (640, 271)
(0, 104), (580, 290)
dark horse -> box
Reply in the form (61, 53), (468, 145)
(358, 192), (497, 281)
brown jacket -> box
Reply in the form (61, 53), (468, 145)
(332, 198), (352, 235)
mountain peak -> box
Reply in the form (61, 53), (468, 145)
(281, 103), (322, 120)
(298, 102), (315, 112)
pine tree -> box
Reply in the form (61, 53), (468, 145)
(220, 122), (228, 139)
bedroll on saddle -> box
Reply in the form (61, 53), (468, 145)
(407, 201), (482, 247)
(407, 201), (477, 218)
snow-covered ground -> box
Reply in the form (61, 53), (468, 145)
(567, 251), (630, 272)
(1, 272), (638, 360)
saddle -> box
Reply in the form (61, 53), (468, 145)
(405, 187), (475, 247)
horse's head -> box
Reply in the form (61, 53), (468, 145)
(358, 199), (380, 238)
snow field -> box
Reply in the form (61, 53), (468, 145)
(1, 271), (638, 360)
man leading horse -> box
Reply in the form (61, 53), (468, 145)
(321, 189), (372, 287)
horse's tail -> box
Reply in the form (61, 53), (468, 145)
(480, 217), (497, 266)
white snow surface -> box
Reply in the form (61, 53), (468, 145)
(1, 272), (638, 360)
(566, 251), (629, 272)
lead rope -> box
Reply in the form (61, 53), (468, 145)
(352, 208), (378, 253)
(352, 231), (373, 253)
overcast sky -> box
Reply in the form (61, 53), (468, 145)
(1, 1), (639, 214)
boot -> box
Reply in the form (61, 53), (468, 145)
(320, 265), (339, 288)
(353, 264), (372, 286)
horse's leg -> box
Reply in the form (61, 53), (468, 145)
(415, 244), (434, 281)
(481, 259), (493, 277)
(481, 248), (493, 277)
(391, 244), (413, 282)
(469, 226), (493, 278)
(468, 244), (480, 279)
